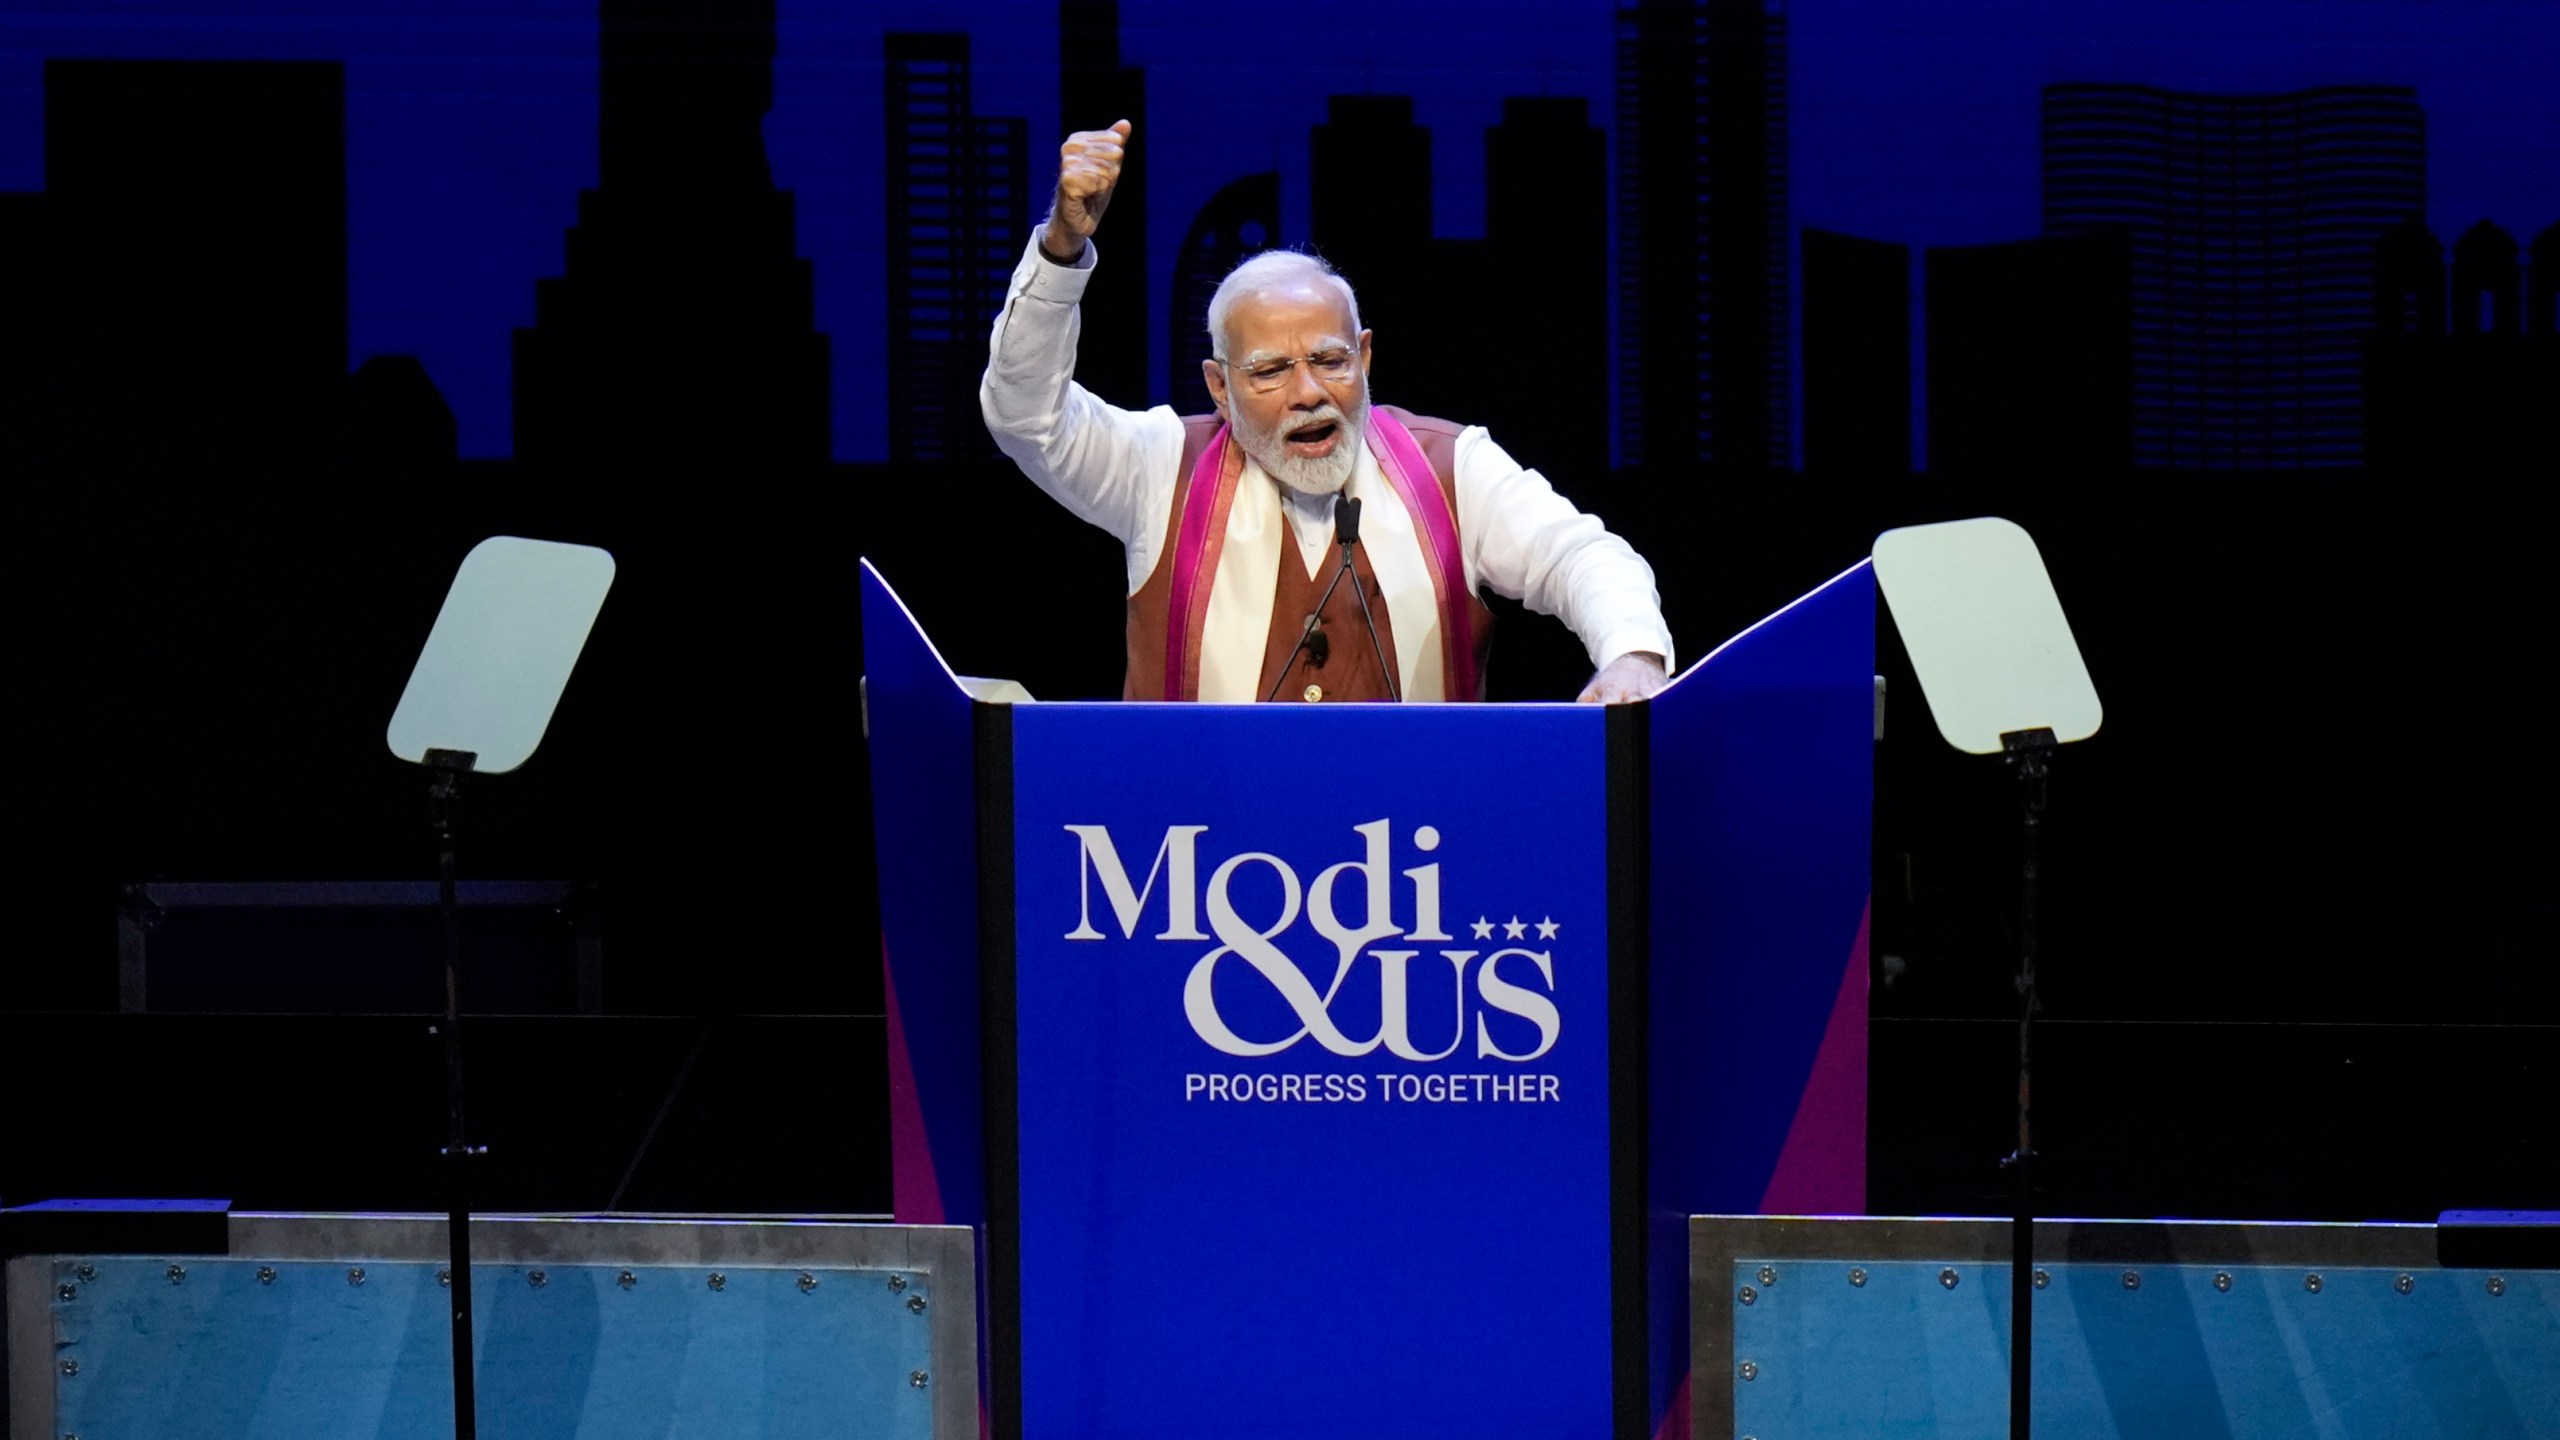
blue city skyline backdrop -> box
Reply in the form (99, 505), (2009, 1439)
(5, 0), (2552, 463)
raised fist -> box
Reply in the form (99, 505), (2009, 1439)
(1043, 120), (1130, 260)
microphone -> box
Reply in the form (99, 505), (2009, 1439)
(1333, 494), (1398, 701)
(1258, 492), (1396, 702)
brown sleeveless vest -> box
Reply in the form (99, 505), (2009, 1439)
(1123, 406), (1496, 702)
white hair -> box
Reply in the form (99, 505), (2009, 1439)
(1206, 250), (1363, 358)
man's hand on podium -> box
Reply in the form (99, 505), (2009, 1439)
(1578, 651), (1668, 704)
(1042, 119), (1130, 263)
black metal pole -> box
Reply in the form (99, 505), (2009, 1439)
(2002, 728), (2053, 1440)
(426, 750), (481, 1440)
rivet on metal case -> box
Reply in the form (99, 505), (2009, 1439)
(2032, 1269), (2051, 1290)
(2212, 1271), (2233, 1292)
(1736, 1285), (1758, 1306)
(1738, 1360), (1760, 1382)
(797, 1272), (819, 1294)
(909, 1370), (930, 1389)
(165, 1264), (186, 1285)
(617, 1270), (638, 1291)
(2303, 1273), (2323, 1293)
(708, 1272), (727, 1292)
(907, 1294), (927, 1314)
(2121, 1271), (2140, 1291)
(1939, 1268), (1960, 1290)
(1757, 1266), (1778, 1286)
(60, 1359), (79, 1377)
(347, 1267), (366, 1287)
(528, 1269), (549, 1289)
(888, 1274), (908, 1293)
(2394, 1274), (2414, 1295)
(75, 1264), (96, 1282)
(2487, 1276), (2507, 1297)
(1847, 1267), (1867, 1287)
(257, 1267), (278, 1286)
(437, 1269), (451, 1288)
(56, 1284), (77, 1302)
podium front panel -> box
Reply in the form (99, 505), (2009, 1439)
(1007, 702), (1622, 1438)
(863, 555), (1877, 1440)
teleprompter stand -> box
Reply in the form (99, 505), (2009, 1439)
(423, 746), (488, 1440)
(1874, 519), (2102, 1440)
(387, 538), (615, 1440)
(1999, 723), (2054, 1440)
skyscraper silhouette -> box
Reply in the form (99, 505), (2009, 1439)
(17, 60), (454, 880)
(37, 60), (348, 464)
(883, 32), (1029, 464)
(1925, 232), (2133, 476)
(1487, 97), (1610, 483)
(2452, 219), (2521, 334)
(1168, 172), (1280, 408)
(512, 0), (830, 470)
(1059, 0), (1149, 406)
(1310, 95), (1433, 322)
(2371, 216), (2448, 335)
(2043, 84), (2424, 470)
(2362, 218), (2557, 474)
(1616, 0), (1790, 473)
(1799, 229), (1909, 476)
(2360, 216), (2444, 473)
(1308, 96), (1489, 425)
(1307, 94), (1609, 456)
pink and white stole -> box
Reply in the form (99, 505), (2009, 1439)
(1161, 409), (1479, 702)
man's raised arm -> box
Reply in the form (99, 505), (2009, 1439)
(981, 120), (1179, 563)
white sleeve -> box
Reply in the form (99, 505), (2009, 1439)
(979, 230), (1186, 595)
(1453, 427), (1677, 672)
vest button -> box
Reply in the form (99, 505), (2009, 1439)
(1302, 683), (1324, 703)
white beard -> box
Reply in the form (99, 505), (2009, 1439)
(1232, 383), (1369, 496)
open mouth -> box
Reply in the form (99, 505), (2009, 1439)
(1285, 420), (1340, 451)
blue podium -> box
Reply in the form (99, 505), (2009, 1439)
(863, 558), (1875, 1440)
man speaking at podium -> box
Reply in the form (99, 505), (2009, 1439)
(982, 120), (1675, 704)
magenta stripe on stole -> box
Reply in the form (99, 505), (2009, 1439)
(1367, 410), (1478, 700)
(1163, 425), (1232, 699)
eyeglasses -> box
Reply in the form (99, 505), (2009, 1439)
(1214, 347), (1360, 394)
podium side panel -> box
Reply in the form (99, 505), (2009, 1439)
(1646, 560), (1877, 1437)
(1010, 702), (1619, 1439)
(862, 562), (989, 1235)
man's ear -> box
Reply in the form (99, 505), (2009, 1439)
(1357, 329), (1374, 379)
(1201, 357), (1230, 419)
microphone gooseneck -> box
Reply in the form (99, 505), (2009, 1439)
(1335, 493), (1398, 702)
(1260, 492), (1377, 702)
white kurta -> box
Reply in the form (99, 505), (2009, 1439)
(979, 233), (1676, 700)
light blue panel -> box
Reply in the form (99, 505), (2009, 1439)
(1730, 1260), (2559, 1439)
(50, 1258), (937, 1439)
